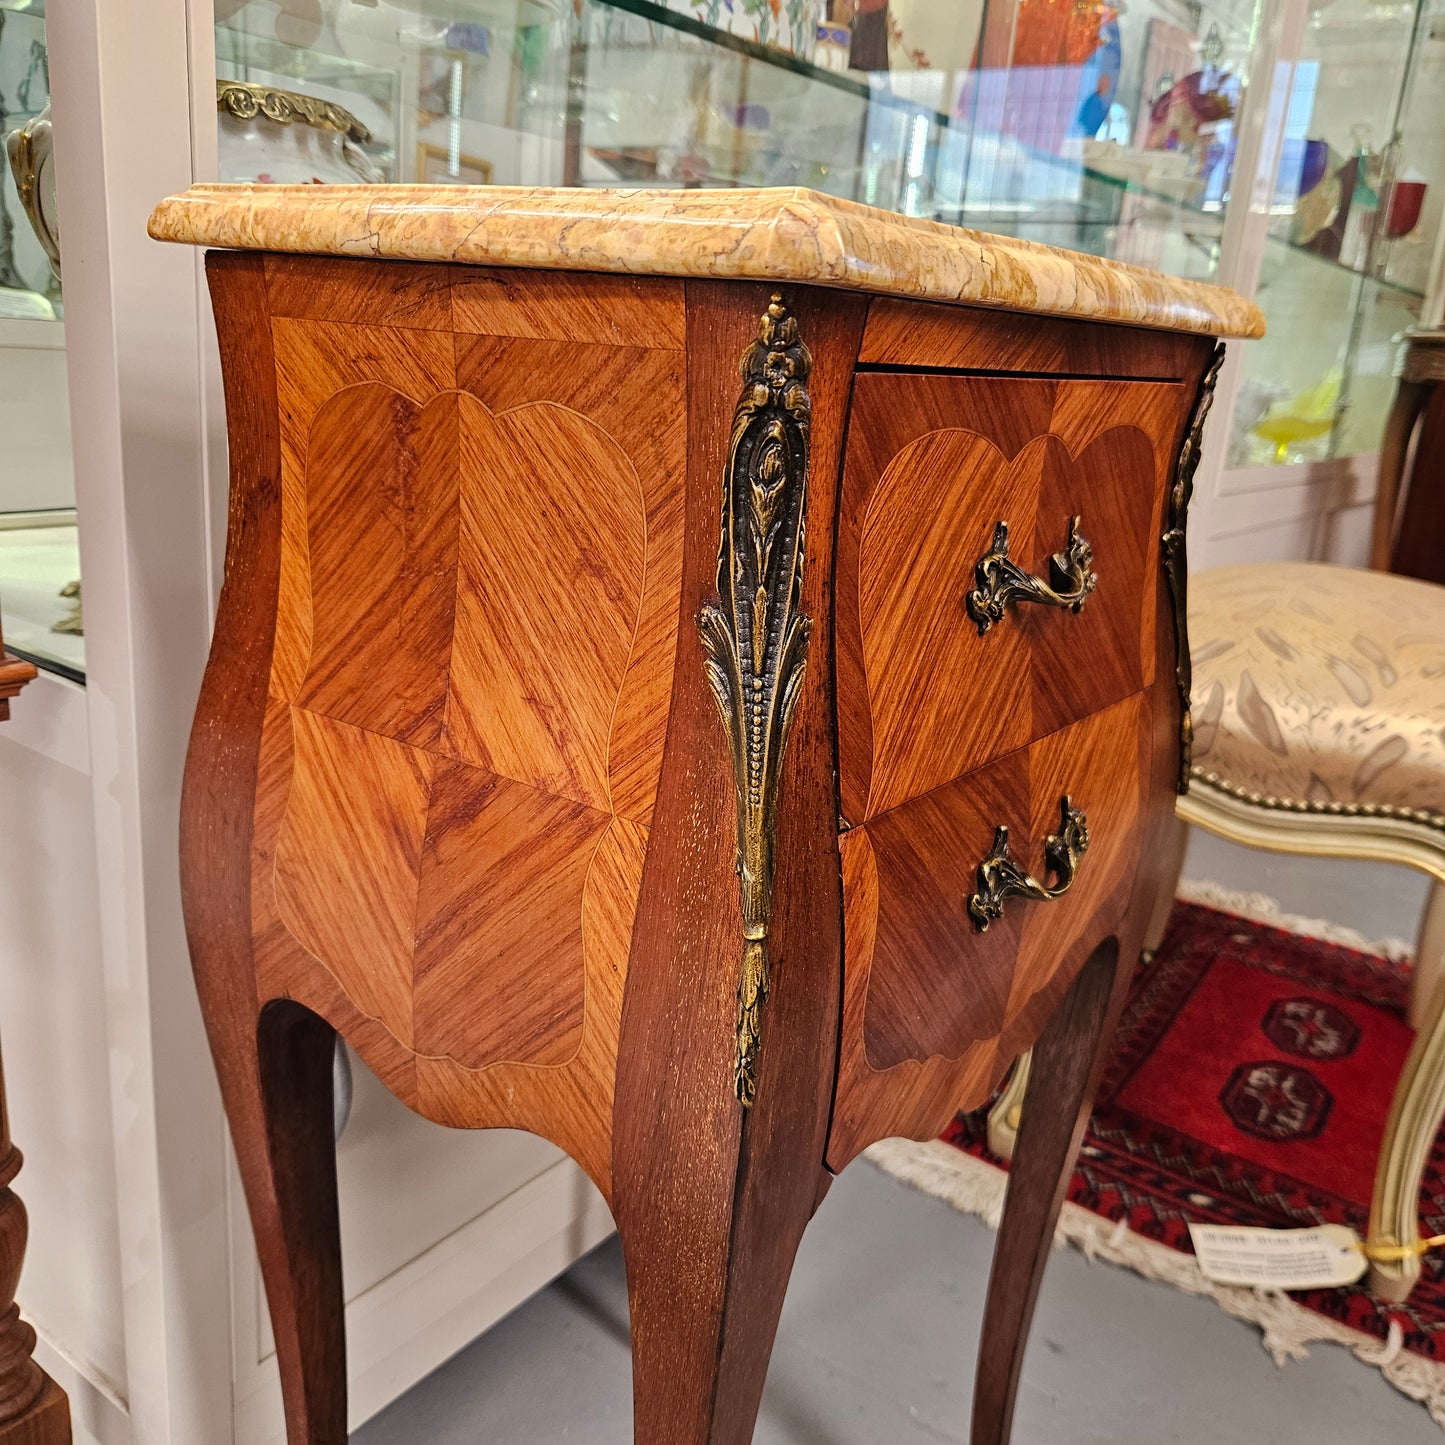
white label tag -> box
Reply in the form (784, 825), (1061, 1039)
(1187, 1223), (1368, 1291)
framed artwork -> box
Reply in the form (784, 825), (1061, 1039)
(416, 143), (493, 185)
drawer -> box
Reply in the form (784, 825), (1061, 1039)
(835, 370), (1182, 823)
(826, 691), (1148, 1171)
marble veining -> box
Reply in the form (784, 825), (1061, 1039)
(148, 183), (1264, 339)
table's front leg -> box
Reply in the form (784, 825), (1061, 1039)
(969, 336), (1226, 1441)
(610, 284), (866, 1444)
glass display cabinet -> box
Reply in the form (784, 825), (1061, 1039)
(0, 0), (79, 681)
(1230, 0), (1442, 471)
(0, 0), (1437, 686)
(204, 0), (1444, 530)
(212, 0), (1272, 290)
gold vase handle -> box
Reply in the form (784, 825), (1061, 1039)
(5, 105), (60, 280)
(965, 516), (1097, 635)
(967, 797), (1090, 932)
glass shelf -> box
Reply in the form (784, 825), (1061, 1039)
(1264, 229), (1426, 305)
(0, 512), (81, 683)
(591, 0), (922, 111)
(217, 27), (401, 106)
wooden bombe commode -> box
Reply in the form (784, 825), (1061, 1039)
(148, 184), (1263, 1445)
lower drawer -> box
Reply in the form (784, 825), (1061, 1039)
(826, 691), (1150, 1171)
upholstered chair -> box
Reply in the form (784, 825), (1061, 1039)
(991, 562), (1445, 1302)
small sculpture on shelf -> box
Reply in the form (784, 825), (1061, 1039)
(0, 12), (59, 319)
(50, 580), (80, 639)
(1251, 369), (1342, 464)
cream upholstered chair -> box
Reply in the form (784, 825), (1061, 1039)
(990, 562), (1445, 1302)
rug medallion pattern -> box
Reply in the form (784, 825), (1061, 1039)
(945, 902), (1445, 1364)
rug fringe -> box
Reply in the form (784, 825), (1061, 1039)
(865, 1137), (1445, 1428)
(1176, 878), (1415, 962)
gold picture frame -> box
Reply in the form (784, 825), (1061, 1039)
(415, 143), (494, 186)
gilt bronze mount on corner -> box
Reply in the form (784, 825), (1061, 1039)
(1163, 341), (1226, 793)
(698, 293), (814, 1107)
(967, 797), (1091, 932)
(966, 516), (1097, 635)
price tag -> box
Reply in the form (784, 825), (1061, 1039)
(1187, 1223), (1368, 1291)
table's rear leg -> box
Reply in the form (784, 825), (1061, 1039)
(971, 937), (1123, 1445)
(228, 1000), (346, 1445)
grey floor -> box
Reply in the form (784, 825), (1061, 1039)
(355, 837), (1440, 1444)
(355, 1162), (1438, 1445)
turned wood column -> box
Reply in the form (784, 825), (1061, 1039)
(0, 630), (70, 1445)
(0, 656), (34, 725)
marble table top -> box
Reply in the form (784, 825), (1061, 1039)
(149, 184), (1264, 340)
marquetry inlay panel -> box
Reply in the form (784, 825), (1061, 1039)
(245, 263), (686, 1195)
(837, 375), (1184, 824)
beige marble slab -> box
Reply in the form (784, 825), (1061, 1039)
(148, 183), (1264, 339)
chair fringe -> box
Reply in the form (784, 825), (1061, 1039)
(1175, 878), (1415, 962)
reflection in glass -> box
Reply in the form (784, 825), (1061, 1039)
(0, 514), (80, 682)
(0, 0), (80, 682)
(206, 0), (1441, 480)
(0, 0), (56, 319)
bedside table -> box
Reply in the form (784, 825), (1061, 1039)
(149, 184), (1261, 1445)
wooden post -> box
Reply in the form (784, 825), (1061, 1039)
(0, 634), (70, 1444)
(0, 654), (35, 725)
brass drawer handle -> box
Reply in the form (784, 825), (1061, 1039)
(966, 516), (1097, 635)
(967, 797), (1090, 932)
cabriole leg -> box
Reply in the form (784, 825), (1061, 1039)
(232, 1002), (346, 1443)
(620, 1156), (831, 1445)
(972, 938), (1123, 1445)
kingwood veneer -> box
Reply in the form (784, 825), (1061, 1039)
(149, 184), (1263, 1445)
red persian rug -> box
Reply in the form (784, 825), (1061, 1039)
(868, 890), (1445, 1421)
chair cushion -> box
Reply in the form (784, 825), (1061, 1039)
(1188, 562), (1445, 826)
